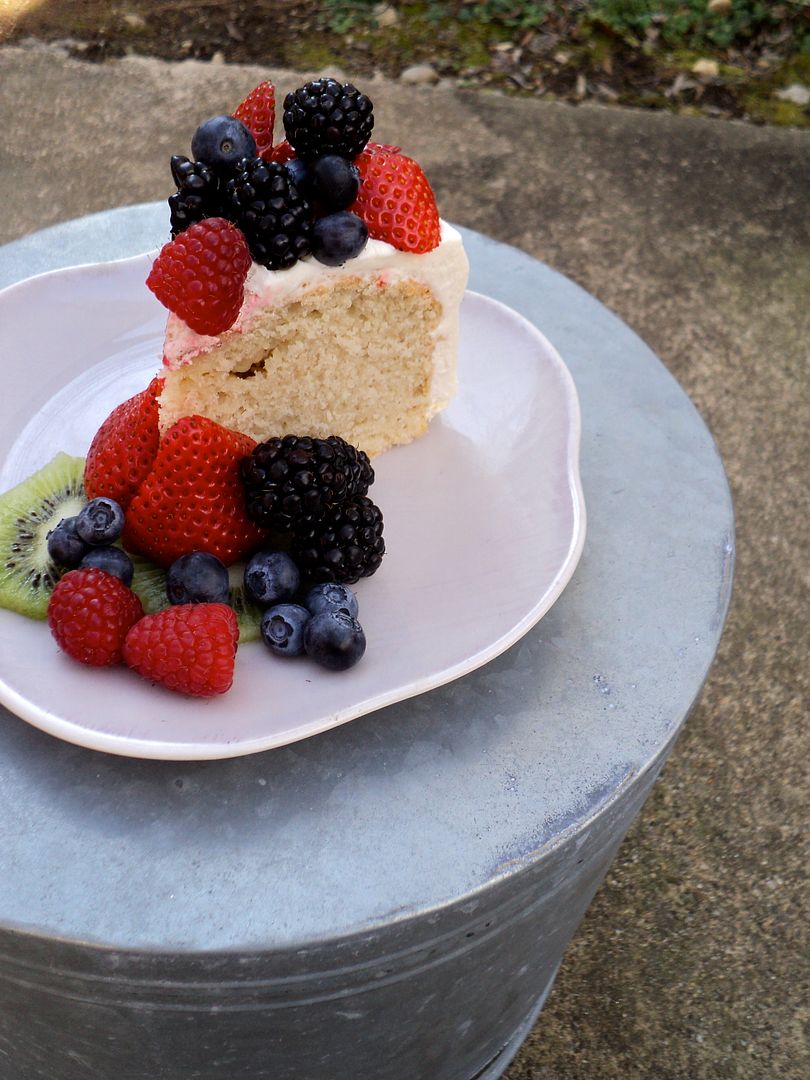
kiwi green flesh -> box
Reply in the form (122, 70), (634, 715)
(130, 556), (262, 644)
(0, 453), (86, 620)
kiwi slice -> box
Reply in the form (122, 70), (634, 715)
(129, 554), (262, 643)
(0, 453), (87, 620)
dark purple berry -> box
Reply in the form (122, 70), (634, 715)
(304, 610), (366, 671)
(75, 498), (125, 546)
(312, 155), (360, 210)
(244, 551), (300, 607)
(46, 517), (88, 569)
(260, 603), (310, 657)
(80, 546), (134, 586)
(305, 582), (359, 619)
(312, 212), (368, 267)
(283, 79), (374, 161)
(166, 551), (230, 605)
(191, 116), (257, 175)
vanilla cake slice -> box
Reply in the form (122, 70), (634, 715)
(158, 222), (469, 457)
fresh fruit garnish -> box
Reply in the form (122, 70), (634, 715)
(244, 551), (300, 607)
(311, 155), (360, 211)
(311, 212), (369, 267)
(291, 494), (385, 584)
(240, 435), (373, 533)
(303, 609), (366, 671)
(122, 415), (266, 569)
(46, 516), (87, 569)
(166, 551), (230, 606)
(146, 218), (252, 335)
(191, 116), (257, 175)
(283, 79), (374, 162)
(80, 546), (134, 586)
(84, 376), (163, 509)
(227, 158), (312, 271)
(233, 81), (276, 159)
(168, 156), (222, 237)
(261, 603), (310, 657)
(0, 453), (86, 620)
(48, 567), (144, 667)
(123, 603), (238, 697)
(351, 147), (441, 254)
(267, 139), (296, 165)
(305, 582), (359, 619)
(75, 496), (125, 546)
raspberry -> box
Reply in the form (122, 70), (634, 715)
(234, 80), (276, 159)
(283, 79), (374, 162)
(48, 568), (144, 667)
(122, 415), (267, 568)
(351, 148), (441, 254)
(84, 376), (163, 509)
(146, 218), (252, 335)
(123, 604), (238, 697)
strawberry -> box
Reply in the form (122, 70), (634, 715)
(84, 376), (163, 508)
(123, 603), (238, 697)
(122, 415), (266, 568)
(234, 80), (276, 159)
(146, 218), (252, 336)
(48, 568), (144, 667)
(351, 148), (441, 254)
(267, 139), (295, 165)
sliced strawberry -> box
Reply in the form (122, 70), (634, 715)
(84, 376), (164, 509)
(123, 604), (238, 697)
(234, 80), (276, 159)
(351, 148), (441, 254)
(146, 218), (252, 336)
(122, 415), (267, 568)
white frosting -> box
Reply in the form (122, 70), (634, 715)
(162, 221), (469, 411)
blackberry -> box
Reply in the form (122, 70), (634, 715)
(227, 158), (312, 270)
(283, 79), (374, 162)
(291, 496), (385, 585)
(168, 155), (222, 237)
(241, 435), (372, 533)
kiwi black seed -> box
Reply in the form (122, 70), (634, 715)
(0, 453), (87, 620)
(129, 554), (263, 643)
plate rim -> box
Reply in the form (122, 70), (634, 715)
(0, 260), (586, 760)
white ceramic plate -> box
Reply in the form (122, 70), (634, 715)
(0, 255), (585, 760)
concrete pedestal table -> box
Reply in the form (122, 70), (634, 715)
(0, 206), (734, 1080)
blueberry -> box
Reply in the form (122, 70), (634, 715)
(260, 604), (311, 657)
(47, 516), (88, 568)
(304, 610), (366, 671)
(311, 155), (360, 210)
(75, 498), (125, 546)
(80, 546), (134, 586)
(191, 116), (257, 175)
(304, 582), (359, 619)
(284, 157), (313, 198)
(311, 212), (368, 267)
(244, 551), (300, 606)
(166, 552), (230, 605)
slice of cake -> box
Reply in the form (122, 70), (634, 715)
(148, 78), (469, 457)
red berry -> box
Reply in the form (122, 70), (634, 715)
(48, 569), (144, 667)
(146, 218), (252, 336)
(84, 376), (163, 508)
(234, 80), (276, 159)
(123, 604), (238, 697)
(267, 139), (295, 165)
(122, 415), (267, 568)
(351, 148), (441, 254)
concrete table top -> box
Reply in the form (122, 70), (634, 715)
(0, 204), (733, 954)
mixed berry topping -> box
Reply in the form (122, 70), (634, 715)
(155, 77), (441, 331)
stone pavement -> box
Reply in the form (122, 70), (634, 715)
(1, 43), (808, 1079)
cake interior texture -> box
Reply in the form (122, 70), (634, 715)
(159, 277), (444, 457)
